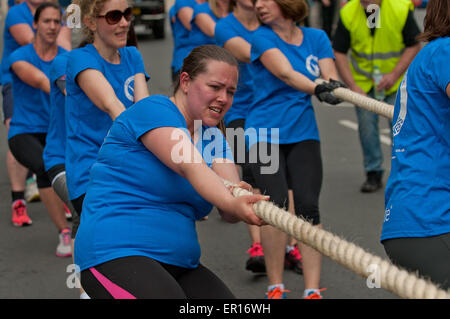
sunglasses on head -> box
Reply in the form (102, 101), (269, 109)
(97, 7), (132, 25)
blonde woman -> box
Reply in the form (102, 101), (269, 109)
(65, 0), (149, 239)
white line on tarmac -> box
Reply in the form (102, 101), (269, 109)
(339, 119), (392, 146)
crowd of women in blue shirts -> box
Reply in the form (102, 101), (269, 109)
(0, 0), (448, 299)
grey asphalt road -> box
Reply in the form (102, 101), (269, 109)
(0, 7), (426, 300)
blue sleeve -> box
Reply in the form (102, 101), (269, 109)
(215, 19), (235, 47)
(250, 28), (277, 62)
(174, 0), (195, 13)
(192, 2), (210, 20)
(5, 5), (29, 29)
(8, 45), (28, 70)
(431, 42), (450, 92)
(50, 54), (68, 83)
(123, 97), (185, 141)
(67, 49), (103, 80)
(315, 29), (335, 60)
(201, 127), (234, 164)
(128, 46), (150, 80)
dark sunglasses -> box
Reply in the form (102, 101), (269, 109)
(97, 7), (132, 25)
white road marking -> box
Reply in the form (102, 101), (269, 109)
(339, 119), (392, 146)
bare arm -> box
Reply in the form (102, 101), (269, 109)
(334, 50), (366, 95)
(446, 83), (450, 98)
(9, 24), (34, 46)
(11, 61), (50, 93)
(211, 159), (241, 223)
(141, 126), (265, 225)
(133, 73), (149, 103)
(178, 6), (194, 31)
(194, 13), (216, 38)
(56, 26), (72, 51)
(260, 48), (316, 95)
(76, 69), (126, 120)
(223, 37), (251, 63)
(318, 57), (339, 81)
(378, 44), (421, 91)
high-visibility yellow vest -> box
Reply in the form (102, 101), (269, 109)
(340, 0), (414, 95)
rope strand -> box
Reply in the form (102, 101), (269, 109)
(224, 180), (449, 299)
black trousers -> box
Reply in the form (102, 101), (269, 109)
(248, 140), (323, 225)
(81, 256), (235, 299)
(8, 133), (51, 188)
(383, 233), (450, 290)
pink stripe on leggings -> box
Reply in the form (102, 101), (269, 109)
(89, 267), (136, 299)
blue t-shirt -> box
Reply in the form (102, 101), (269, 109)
(1, 2), (34, 85)
(215, 13), (255, 125)
(43, 52), (69, 172)
(7, 44), (67, 139)
(74, 95), (233, 271)
(189, 2), (220, 48)
(170, 0), (197, 73)
(246, 26), (333, 148)
(65, 44), (148, 200)
(381, 37), (450, 242)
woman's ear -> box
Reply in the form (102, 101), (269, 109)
(83, 15), (97, 32)
(179, 72), (190, 94)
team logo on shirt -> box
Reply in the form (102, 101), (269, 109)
(306, 55), (320, 77)
(124, 76), (135, 102)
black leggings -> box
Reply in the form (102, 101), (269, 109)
(8, 133), (51, 188)
(70, 193), (85, 239)
(248, 140), (323, 225)
(382, 233), (450, 290)
(81, 256), (235, 299)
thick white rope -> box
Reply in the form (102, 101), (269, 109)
(315, 79), (394, 120)
(223, 180), (450, 299)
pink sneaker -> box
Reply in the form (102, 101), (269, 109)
(64, 203), (72, 220)
(11, 200), (32, 227)
(285, 245), (303, 274)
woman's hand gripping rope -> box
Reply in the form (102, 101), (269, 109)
(225, 181), (269, 227)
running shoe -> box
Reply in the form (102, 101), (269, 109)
(11, 199), (32, 227)
(304, 288), (327, 299)
(245, 242), (266, 273)
(284, 245), (303, 274)
(25, 175), (40, 203)
(64, 203), (72, 221)
(56, 228), (72, 257)
(265, 287), (290, 299)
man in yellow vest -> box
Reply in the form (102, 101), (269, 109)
(333, 0), (421, 192)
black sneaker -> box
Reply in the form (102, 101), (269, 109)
(360, 171), (382, 193)
(245, 242), (266, 273)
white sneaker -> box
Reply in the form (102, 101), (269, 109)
(25, 175), (40, 203)
(56, 228), (72, 257)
